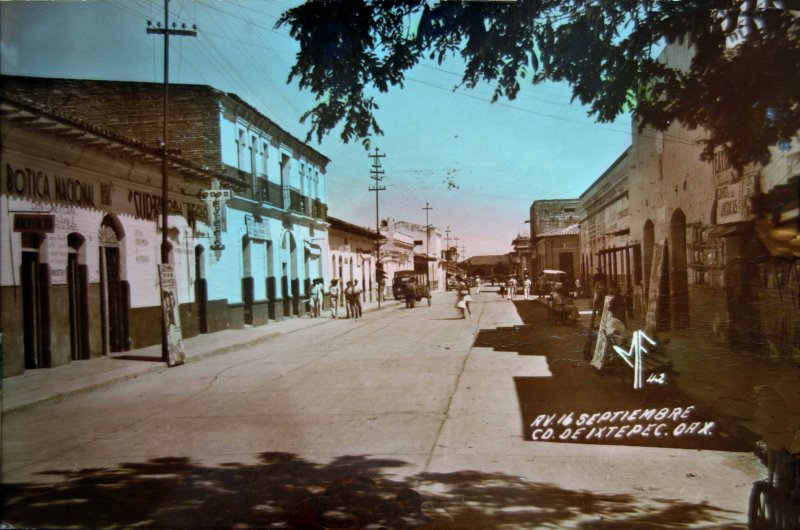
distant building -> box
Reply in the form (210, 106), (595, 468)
(327, 217), (377, 306)
(378, 219), (416, 297)
(394, 220), (444, 291)
(462, 254), (512, 280)
(528, 199), (580, 279)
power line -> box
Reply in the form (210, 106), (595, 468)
(406, 76), (697, 147)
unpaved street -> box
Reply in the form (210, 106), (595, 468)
(2, 289), (766, 528)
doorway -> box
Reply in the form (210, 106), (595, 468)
(99, 215), (127, 353)
(67, 233), (89, 360)
(670, 209), (690, 329)
(21, 233), (49, 369)
(195, 245), (208, 333)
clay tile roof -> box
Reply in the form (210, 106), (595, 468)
(539, 223), (580, 237)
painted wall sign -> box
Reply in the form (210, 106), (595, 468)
(245, 214), (269, 241)
(716, 177), (754, 224)
(127, 190), (181, 221)
(5, 163), (96, 208)
(13, 213), (55, 233)
(158, 264), (185, 367)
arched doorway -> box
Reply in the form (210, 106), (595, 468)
(21, 232), (50, 369)
(670, 209), (690, 329)
(195, 245), (208, 333)
(67, 233), (89, 360)
(99, 214), (128, 353)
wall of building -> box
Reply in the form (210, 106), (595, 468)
(1, 120), (209, 375)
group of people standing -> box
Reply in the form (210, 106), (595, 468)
(496, 275), (533, 301)
(308, 278), (363, 320)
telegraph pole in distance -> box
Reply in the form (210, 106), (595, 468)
(444, 226), (451, 290)
(369, 148), (386, 308)
(423, 202), (433, 288)
(147, 1), (196, 362)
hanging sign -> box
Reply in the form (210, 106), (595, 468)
(158, 264), (185, 367)
(201, 189), (230, 250)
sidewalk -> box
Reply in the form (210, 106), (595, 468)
(1, 295), (405, 414)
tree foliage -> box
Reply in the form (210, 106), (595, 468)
(277, 1), (800, 168)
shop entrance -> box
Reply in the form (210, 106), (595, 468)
(99, 215), (127, 353)
(67, 233), (89, 360)
(21, 233), (49, 369)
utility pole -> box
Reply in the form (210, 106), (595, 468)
(147, 1), (196, 362)
(423, 202), (433, 288)
(444, 226), (451, 290)
(369, 148), (386, 308)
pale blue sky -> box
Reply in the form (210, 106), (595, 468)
(0, 0), (633, 256)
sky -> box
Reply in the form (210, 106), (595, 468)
(0, 0), (633, 257)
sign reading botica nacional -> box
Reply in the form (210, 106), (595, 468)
(6, 163), (208, 223)
(6, 163), (96, 208)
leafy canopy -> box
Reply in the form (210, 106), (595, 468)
(277, 1), (800, 168)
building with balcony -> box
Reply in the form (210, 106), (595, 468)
(1, 75), (330, 376)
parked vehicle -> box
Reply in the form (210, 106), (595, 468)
(392, 270), (432, 306)
(537, 269), (568, 296)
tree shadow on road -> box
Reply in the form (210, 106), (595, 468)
(2, 452), (748, 529)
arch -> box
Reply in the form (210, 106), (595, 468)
(99, 214), (128, 353)
(669, 209), (690, 329)
(67, 233), (89, 360)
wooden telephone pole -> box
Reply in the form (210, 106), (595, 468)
(146, 1), (196, 362)
(368, 148), (386, 308)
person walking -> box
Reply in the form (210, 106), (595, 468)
(352, 279), (363, 318)
(523, 276), (532, 300)
(475, 276), (482, 294)
(328, 279), (340, 319)
(454, 275), (473, 319)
